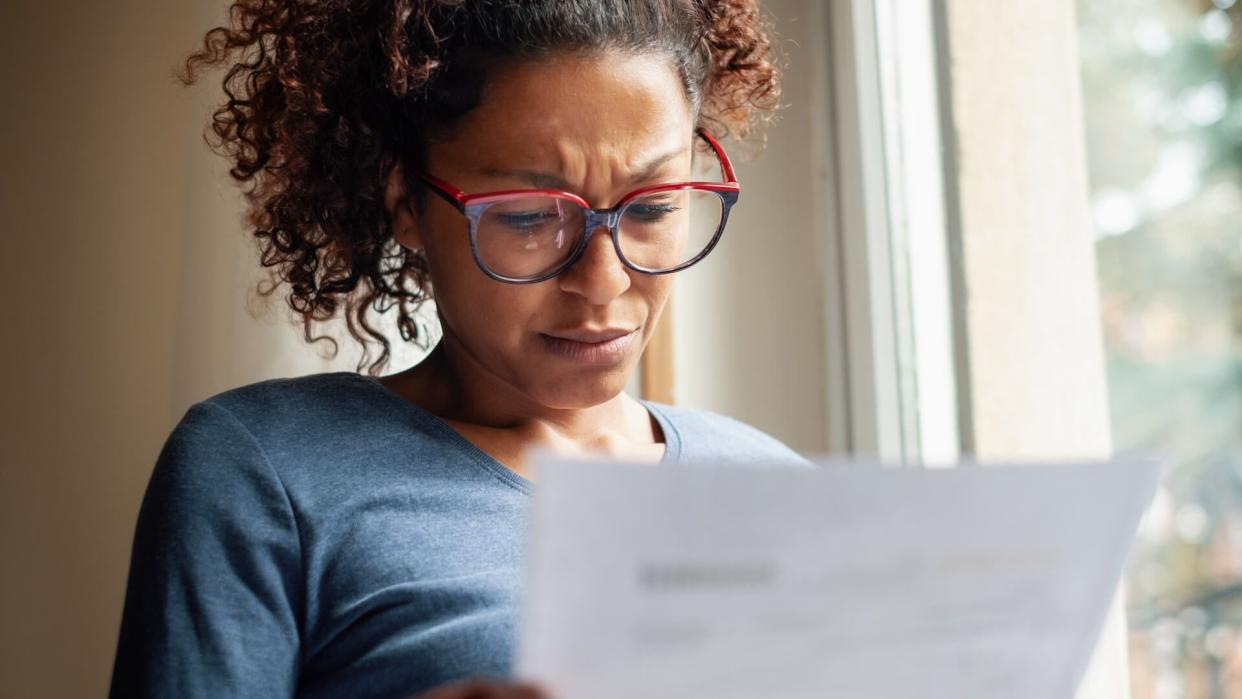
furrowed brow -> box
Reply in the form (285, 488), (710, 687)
(625, 146), (688, 185)
(479, 145), (689, 190)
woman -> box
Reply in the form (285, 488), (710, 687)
(110, 1), (805, 697)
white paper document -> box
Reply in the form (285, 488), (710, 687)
(516, 456), (1163, 699)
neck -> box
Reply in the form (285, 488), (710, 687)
(396, 333), (655, 449)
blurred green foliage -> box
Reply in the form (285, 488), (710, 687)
(1077, 1), (1242, 695)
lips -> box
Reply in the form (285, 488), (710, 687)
(539, 326), (640, 364)
(543, 327), (637, 343)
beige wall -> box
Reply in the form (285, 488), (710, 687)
(673, 0), (829, 453)
(0, 2), (391, 695)
(940, 1), (1124, 697)
(944, 0), (1113, 462)
(0, 1), (828, 696)
(2, 2), (196, 696)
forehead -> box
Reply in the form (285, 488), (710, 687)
(432, 52), (696, 172)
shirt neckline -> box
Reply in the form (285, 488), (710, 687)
(346, 372), (683, 493)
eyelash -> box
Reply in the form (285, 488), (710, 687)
(497, 210), (561, 230)
(625, 202), (681, 222)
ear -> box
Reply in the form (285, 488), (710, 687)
(384, 162), (423, 252)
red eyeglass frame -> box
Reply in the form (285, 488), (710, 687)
(414, 127), (741, 284)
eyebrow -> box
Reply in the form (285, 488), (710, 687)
(478, 145), (689, 191)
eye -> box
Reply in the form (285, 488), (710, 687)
(495, 209), (561, 232)
(625, 201), (681, 224)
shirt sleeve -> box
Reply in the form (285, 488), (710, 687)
(110, 400), (303, 698)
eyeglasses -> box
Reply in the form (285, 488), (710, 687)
(415, 128), (740, 284)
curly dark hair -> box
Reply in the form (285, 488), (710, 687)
(180, 0), (783, 375)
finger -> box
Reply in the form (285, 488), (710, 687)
(504, 683), (552, 699)
(409, 679), (495, 699)
(410, 679), (550, 699)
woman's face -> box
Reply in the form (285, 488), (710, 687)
(390, 52), (696, 411)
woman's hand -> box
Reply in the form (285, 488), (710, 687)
(410, 679), (551, 699)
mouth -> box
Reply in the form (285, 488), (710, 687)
(539, 326), (640, 364)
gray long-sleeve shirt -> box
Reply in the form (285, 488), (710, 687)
(110, 371), (807, 698)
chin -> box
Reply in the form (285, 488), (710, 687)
(526, 363), (635, 411)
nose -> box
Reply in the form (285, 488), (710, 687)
(556, 223), (632, 304)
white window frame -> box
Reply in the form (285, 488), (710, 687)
(820, 0), (961, 466)
(819, 1), (1131, 697)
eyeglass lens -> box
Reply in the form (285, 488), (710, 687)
(474, 188), (724, 280)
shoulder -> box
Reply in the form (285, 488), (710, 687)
(646, 401), (812, 467)
(168, 371), (497, 496)
(186, 371), (436, 458)
(156, 372), (404, 493)
(141, 389), (301, 547)
(200, 370), (382, 433)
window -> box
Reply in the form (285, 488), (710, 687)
(1078, 1), (1242, 696)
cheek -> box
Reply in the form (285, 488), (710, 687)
(428, 258), (550, 347)
(637, 274), (675, 317)
(422, 212), (500, 327)
(421, 208), (473, 277)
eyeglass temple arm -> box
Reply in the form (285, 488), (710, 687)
(416, 172), (468, 211)
(695, 127), (738, 184)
